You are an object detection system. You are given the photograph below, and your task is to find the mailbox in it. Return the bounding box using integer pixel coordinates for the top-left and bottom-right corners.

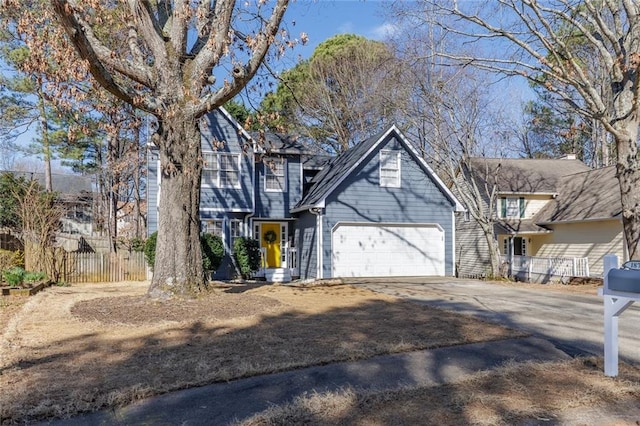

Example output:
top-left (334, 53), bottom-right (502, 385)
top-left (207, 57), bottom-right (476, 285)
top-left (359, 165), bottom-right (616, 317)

top-left (607, 261), bottom-right (640, 293)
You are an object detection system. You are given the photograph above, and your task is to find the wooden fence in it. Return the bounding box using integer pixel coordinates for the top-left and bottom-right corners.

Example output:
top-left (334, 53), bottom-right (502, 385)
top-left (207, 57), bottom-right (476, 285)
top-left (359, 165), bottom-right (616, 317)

top-left (61, 251), bottom-right (148, 283)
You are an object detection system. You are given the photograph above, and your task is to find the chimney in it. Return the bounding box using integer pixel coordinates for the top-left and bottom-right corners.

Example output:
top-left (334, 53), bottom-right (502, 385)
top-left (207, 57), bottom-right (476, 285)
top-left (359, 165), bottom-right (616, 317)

top-left (561, 153), bottom-right (576, 160)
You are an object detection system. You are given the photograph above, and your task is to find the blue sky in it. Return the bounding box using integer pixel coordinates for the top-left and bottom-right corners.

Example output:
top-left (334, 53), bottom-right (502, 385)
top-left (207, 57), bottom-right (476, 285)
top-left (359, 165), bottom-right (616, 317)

top-left (287, 0), bottom-right (394, 55)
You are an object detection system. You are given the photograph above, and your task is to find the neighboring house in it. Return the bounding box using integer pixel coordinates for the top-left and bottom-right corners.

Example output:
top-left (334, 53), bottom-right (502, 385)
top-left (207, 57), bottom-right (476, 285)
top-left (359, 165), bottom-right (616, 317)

top-left (0, 171), bottom-right (94, 249)
top-left (457, 157), bottom-right (624, 280)
top-left (147, 108), bottom-right (464, 281)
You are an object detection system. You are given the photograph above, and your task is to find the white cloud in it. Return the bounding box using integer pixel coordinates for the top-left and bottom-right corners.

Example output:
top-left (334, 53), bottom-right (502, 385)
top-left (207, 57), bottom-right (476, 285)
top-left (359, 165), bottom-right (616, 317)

top-left (338, 21), bottom-right (355, 33)
top-left (370, 22), bottom-right (399, 39)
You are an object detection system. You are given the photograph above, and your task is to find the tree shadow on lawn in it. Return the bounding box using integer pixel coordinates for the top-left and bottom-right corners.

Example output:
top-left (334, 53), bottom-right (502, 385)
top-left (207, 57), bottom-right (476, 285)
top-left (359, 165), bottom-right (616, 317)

top-left (238, 356), bottom-right (640, 426)
top-left (6, 285), bottom-right (635, 426)
top-left (0, 288), bottom-right (524, 424)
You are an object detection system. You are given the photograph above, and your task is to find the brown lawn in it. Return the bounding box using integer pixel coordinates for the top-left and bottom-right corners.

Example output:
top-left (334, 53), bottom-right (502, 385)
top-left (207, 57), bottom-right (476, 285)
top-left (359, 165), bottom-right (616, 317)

top-left (0, 280), bottom-right (521, 424)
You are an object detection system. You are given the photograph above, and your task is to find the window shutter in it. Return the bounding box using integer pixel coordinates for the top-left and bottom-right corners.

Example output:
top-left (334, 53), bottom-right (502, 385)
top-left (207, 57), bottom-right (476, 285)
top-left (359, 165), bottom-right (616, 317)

top-left (519, 197), bottom-right (525, 218)
top-left (501, 197), bottom-right (506, 218)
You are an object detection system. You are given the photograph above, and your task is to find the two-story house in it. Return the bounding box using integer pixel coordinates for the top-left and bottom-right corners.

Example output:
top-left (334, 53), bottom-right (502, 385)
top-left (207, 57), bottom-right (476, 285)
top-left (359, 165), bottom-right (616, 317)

top-left (457, 157), bottom-right (625, 280)
top-left (147, 108), bottom-right (464, 281)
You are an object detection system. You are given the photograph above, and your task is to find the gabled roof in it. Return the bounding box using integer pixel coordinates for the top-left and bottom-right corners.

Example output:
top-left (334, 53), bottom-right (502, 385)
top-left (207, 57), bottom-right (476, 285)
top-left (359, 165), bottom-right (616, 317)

top-left (535, 166), bottom-right (621, 223)
top-left (469, 157), bottom-right (591, 194)
top-left (3, 171), bottom-right (93, 195)
top-left (292, 125), bottom-right (464, 213)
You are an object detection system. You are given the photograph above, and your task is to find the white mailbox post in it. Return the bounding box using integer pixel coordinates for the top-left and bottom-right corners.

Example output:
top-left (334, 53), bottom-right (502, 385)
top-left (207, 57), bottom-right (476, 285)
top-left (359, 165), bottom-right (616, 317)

top-left (600, 254), bottom-right (640, 377)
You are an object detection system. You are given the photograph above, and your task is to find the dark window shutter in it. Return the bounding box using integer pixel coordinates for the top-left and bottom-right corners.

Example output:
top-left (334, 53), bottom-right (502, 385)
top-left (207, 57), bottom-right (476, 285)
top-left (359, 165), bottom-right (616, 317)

top-left (519, 197), bottom-right (525, 218)
top-left (501, 197), bottom-right (506, 218)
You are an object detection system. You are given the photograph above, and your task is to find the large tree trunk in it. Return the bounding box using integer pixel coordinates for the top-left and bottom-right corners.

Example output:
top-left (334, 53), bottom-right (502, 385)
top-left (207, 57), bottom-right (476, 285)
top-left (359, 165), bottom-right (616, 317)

top-left (148, 112), bottom-right (205, 298)
top-left (478, 219), bottom-right (502, 278)
top-left (615, 117), bottom-right (640, 260)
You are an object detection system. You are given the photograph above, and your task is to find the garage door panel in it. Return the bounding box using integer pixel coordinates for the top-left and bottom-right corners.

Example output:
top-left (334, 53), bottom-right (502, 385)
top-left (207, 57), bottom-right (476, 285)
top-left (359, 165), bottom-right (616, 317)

top-left (332, 224), bottom-right (444, 277)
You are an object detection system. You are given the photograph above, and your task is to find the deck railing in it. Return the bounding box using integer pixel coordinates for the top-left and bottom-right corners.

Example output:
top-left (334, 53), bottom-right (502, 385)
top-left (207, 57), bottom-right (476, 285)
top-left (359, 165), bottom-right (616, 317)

top-left (503, 255), bottom-right (590, 281)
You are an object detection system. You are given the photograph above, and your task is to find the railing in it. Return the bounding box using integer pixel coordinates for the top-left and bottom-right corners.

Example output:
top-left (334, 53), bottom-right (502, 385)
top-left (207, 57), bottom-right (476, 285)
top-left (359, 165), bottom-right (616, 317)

top-left (287, 247), bottom-right (298, 277)
top-left (255, 246), bottom-right (298, 278)
top-left (503, 254), bottom-right (590, 281)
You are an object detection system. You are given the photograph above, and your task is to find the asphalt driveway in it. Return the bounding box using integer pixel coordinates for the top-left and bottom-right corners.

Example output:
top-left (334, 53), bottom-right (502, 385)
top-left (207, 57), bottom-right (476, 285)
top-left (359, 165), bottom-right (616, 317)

top-left (349, 277), bottom-right (640, 365)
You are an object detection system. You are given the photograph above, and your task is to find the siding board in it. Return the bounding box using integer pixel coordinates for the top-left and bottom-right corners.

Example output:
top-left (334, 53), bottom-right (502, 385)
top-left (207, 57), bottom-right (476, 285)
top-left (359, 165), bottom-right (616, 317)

top-left (321, 136), bottom-right (455, 277)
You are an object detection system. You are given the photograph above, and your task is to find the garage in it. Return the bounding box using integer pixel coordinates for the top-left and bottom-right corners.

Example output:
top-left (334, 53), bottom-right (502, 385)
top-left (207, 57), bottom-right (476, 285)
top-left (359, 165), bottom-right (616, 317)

top-left (331, 223), bottom-right (445, 277)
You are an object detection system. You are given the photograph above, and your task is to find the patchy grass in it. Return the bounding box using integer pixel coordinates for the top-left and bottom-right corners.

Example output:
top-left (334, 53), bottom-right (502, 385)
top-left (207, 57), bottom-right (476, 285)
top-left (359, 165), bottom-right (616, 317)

top-left (0, 281), bottom-right (521, 424)
top-left (0, 295), bottom-right (29, 334)
top-left (237, 357), bottom-right (640, 426)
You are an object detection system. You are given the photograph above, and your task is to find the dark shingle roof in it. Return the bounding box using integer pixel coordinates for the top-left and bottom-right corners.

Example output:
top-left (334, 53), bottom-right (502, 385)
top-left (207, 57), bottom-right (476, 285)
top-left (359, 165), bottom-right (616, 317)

top-left (252, 131), bottom-right (307, 155)
top-left (535, 166), bottom-right (621, 223)
top-left (496, 219), bottom-right (551, 234)
top-left (294, 125), bottom-right (463, 212)
top-left (469, 158), bottom-right (591, 194)
top-left (3, 171), bottom-right (93, 194)
top-left (293, 127), bottom-right (388, 211)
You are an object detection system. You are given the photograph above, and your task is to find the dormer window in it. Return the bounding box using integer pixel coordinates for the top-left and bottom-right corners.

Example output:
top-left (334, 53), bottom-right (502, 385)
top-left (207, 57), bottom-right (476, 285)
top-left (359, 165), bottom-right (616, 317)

top-left (265, 157), bottom-right (286, 192)
top-left (380, 150), bottom-right (401, 187)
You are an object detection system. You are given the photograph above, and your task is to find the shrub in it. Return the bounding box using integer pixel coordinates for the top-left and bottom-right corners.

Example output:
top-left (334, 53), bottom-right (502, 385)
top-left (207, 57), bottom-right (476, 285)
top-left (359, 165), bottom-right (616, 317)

top-left (233, 237), bottom-right (261, 279)
top-left (0, 249), bottom-right (24, 272)
top-left (143, 232), bottom-right (158, 269)
top-left (3, 267), bottom-right (25, 287)
top-left (144, 231), bottom-right (224, 273)
top-left (23, 271), bottom-right (47, 283)
top-left (130, 237), bottom-right (145, 252)
top-left (201, 233), bottom-right (224, 272)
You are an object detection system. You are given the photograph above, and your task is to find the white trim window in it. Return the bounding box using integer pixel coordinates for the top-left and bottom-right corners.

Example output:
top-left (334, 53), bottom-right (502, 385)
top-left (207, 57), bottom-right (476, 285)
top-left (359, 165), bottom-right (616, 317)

top-left (264, 157), bottom-right (286, 192)
top-left (379, 150), bottom-right (401, 187)
top-left (500, 197), bottom-right (525, 219)
top-left (203, 220), bottom-right (223, 237)
top-left (230, 219), bottom-right (242, 248)
top-left (202, 152), bottom-right (241, 188)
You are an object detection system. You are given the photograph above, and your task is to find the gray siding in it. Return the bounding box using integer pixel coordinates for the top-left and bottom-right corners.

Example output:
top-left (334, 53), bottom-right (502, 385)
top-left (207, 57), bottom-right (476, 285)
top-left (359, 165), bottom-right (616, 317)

top-left (147, 148), bottom-right (159, 234)
top-left (455, 213), bottom-right (492, 278)
top-left (320, 135), bottom-right (456, 277)
top-left (295, 211), bottom-right (318, 279)
top-left (199, 110), bottom-right (253, 213)
top-left (147, 110), bottom-right (254, 234)
top-left (255, 155), bottom-right (302, 218)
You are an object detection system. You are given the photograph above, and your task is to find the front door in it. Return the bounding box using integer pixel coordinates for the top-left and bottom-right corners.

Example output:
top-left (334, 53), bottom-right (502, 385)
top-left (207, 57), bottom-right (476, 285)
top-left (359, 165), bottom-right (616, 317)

top-left (261, 223), bottom-right (281, 268)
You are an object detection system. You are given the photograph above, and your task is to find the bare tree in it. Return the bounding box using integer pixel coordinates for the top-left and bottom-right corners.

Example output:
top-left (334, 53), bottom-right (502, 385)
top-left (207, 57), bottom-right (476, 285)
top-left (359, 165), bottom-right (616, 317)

top-left (396, 0), bottom-right (640, 258)
top-left (14, 180), bottom-right (65, 282)
top-left (41, 0), bottom-right (292, 297)
top-left (387, 24), bottom-right (506, 277)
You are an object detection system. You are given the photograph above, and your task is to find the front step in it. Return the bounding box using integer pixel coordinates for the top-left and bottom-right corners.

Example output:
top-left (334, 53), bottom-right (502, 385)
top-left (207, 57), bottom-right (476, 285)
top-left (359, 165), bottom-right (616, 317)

top-left (265, 268), bottom-right (292, 283)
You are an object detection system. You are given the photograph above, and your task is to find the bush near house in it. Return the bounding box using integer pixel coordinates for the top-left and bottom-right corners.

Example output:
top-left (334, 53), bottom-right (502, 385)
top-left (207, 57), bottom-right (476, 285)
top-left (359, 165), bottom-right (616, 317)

top-left (143, 232), bottom-right (158, 269)
top-left (200, 233), bottom-right (224, 274)
top-left (233, 237), bottom-right (261, 279)
top-left (143, 232), bottom-right (224, 276)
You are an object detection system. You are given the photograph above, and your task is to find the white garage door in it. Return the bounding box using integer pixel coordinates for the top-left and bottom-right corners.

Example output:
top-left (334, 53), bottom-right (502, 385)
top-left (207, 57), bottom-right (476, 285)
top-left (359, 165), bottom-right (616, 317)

top-left (331, 223), bottom-right (445, 277)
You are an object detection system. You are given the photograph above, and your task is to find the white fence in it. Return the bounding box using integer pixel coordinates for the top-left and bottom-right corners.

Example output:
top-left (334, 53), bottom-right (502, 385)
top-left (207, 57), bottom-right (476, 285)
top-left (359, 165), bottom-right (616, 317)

top-left (503, 255), bottom-right (590, 282)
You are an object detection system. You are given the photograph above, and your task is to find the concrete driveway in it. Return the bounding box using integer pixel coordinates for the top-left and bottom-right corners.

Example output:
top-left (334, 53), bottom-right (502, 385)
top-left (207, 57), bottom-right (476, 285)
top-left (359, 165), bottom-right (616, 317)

top-left (348, 277), bottom-right (640, 365)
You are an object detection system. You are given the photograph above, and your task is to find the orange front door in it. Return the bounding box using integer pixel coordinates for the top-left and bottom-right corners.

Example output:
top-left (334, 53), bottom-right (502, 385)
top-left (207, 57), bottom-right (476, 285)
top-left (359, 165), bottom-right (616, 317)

top-left (262, 223), bottom-right (281, 268)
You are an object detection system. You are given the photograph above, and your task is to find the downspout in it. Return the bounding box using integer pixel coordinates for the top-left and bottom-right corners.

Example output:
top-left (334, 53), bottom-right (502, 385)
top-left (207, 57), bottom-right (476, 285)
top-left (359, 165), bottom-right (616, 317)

top-left (310, 207), bottom-right (323, 279)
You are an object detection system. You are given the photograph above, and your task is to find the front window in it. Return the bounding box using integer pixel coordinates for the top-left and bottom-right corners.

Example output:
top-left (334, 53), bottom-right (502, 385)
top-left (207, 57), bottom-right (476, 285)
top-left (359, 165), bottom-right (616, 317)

top-left (202, 152), bottom-right (240, 188)
top-left (203, 220), bottom-right (223, 237)
top-left (380, 150), bottom-right (401, 187)
top-left (230, 220), bottom-right (242, 247)
top-left (264, 157), bottom-right (286, 192)
top-left (501, 197), bottom-right (525, 218)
